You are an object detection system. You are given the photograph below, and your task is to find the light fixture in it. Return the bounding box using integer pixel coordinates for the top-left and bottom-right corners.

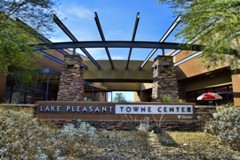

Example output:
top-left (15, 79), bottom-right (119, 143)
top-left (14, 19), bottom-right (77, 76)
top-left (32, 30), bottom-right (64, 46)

top-left (161, 62), bottom-right (171, 67)
top-left (67, 61), bottom-right (74, 67)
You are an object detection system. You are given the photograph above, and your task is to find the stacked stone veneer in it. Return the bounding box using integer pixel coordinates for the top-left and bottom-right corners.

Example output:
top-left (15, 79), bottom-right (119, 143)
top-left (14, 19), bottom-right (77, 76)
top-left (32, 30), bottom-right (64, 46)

top-left (152, 55), bottom-right (179, 102)
top-left (57, 55), bottom-right (84, 101)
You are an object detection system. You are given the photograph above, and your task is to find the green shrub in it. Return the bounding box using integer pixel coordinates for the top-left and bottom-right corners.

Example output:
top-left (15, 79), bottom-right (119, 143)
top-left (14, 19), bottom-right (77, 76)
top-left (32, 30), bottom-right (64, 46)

top-left (205, 106), bottom-right (240, 151)
top-left (178, 99), bottom-right (186, 103)
top-left (161, 94), bottom-right (172, 103)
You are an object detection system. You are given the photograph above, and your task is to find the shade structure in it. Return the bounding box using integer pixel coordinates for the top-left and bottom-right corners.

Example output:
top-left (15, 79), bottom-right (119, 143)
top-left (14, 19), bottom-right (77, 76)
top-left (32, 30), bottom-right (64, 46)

top-left (197, 92), bottom-right (223, 101)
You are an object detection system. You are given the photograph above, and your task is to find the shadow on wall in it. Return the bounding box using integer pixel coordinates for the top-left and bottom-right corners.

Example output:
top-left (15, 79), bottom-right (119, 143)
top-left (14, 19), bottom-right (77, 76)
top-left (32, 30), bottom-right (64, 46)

top-left (175, 66), bottom-right (188, 81)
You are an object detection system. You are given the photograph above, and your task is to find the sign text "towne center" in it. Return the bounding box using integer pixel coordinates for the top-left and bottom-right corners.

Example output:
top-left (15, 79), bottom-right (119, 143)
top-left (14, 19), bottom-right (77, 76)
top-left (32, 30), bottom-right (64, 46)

top-left (115, 105), bottom-right (193, 114)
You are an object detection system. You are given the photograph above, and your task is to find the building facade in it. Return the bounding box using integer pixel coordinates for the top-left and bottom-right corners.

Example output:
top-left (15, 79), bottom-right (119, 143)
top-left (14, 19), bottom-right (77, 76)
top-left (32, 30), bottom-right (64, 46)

top-left (0, 46), bottom-right (239, 105)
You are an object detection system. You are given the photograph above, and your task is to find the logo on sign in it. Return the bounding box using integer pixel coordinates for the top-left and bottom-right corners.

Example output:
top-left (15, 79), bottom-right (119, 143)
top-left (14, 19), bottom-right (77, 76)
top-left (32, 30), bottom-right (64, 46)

top-left (177, 115), bottom-right (193, 119)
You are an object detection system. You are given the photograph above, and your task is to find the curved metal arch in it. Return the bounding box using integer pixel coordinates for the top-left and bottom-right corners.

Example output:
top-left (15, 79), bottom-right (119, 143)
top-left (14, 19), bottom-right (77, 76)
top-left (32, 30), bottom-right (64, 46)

top-left (35, 41), bottom-right (203, 51)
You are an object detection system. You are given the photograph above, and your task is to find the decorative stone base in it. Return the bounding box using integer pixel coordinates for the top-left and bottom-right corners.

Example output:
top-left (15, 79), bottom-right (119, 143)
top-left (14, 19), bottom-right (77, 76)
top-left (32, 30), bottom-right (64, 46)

top-left (152, 55), bottom-right (179, 102)
top-left (57, 55), bottom-right (84, 101)
top-left (49, 120), bottom-right (203, 131)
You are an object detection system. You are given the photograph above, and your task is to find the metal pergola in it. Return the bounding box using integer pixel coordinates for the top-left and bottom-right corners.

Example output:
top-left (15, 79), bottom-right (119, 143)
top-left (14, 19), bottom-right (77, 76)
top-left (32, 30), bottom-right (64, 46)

top-left (35, 12), bottom-right (204, 70)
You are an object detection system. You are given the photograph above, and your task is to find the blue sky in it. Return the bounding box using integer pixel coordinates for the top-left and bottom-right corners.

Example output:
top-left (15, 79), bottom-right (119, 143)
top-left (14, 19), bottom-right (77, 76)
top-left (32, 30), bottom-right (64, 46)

top-left (49, 0), bottom-right (180, 101)
top-left (50, 0), bottom-right (181, 60)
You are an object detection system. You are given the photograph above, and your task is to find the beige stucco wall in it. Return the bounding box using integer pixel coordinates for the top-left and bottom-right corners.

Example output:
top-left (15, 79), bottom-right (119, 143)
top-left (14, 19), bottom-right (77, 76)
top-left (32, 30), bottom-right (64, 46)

top-left (133, 92), bottom-right (141, 102)
top-left (232, 72), bottom-right (240, 106)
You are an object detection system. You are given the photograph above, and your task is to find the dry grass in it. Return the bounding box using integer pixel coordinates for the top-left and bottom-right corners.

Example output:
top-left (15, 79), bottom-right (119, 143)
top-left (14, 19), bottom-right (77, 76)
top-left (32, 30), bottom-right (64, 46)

top-left (148, 131), bottom-right (240, 159)
top-left (0, 105), bottom-right (34, 114)
top-left (85, 131), bottom-right (240, 159)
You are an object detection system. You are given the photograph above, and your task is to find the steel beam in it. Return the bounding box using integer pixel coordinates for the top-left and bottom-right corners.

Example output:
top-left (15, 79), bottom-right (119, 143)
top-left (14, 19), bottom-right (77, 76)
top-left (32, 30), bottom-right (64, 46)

top-left (45, 73), bottom-right (50, 100)
top-left (35, 41), bottom-right (203, 51)
top-left (174, 51), bottom-right (203, 66)
top-left (53, 14), bottom-right (101, 70)
top-left (36, 50), bottom-right (88, 70)
top-left (38, 68), bottom-right (61, 76)
top-left (126, 12), bottom-right (140, 70)
top-left (94, 12), bottom-right (114, 70)
top-left (16, 18), bottom-right (70, 56)
top-left (53, 14), bottom-right (78, 42)
top-left (38, 36), bottom-right (69, 56)
top-left (36, 50), bottom-right (64, 64)
top-left (36, 31), bottom-right (87, 69)
top-left (140, 15), bottom-right (181, 70)
top-left (170, 21), bottom-right (216, 56)
top-left (80, 63), bottom-right (88, 70)
top-left (169, 50), bottom-right (181, 56)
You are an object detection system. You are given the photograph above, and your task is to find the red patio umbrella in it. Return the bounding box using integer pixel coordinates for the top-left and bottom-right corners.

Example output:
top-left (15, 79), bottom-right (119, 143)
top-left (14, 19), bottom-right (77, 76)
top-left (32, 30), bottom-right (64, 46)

top-left (197, 92), bottom-right (222, 101)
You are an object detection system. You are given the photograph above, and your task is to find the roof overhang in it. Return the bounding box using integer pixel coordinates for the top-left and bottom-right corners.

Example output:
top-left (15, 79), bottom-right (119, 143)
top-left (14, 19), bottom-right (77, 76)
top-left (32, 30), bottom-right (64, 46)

top-left (83, 60), bottom-right (153, 83)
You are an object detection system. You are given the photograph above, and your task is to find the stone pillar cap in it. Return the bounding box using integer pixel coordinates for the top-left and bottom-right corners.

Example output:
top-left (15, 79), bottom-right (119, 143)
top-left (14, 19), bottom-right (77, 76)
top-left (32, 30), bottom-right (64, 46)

top-left (154, 55), bottom-right (172, 61)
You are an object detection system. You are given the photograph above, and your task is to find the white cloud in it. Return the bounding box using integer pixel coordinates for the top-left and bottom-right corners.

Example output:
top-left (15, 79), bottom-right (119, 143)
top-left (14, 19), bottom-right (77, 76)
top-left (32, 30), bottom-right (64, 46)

top-left (55, 6), bottom-right (94, 27)
top-left (50, 36), bottom-right (70, 43)
top-left (59, 6), bottom-right (93, 19)
top-left (71, 6), bottom-right (94, 19)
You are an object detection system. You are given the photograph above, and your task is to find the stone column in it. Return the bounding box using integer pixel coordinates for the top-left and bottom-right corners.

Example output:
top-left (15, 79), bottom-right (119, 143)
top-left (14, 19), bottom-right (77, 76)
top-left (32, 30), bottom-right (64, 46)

top-left (231, 69), bottom-right (240, 106)
top-left (152, 55), bottom-right (179, 102)
top-left (57, 55), bottom-right (84, 101)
